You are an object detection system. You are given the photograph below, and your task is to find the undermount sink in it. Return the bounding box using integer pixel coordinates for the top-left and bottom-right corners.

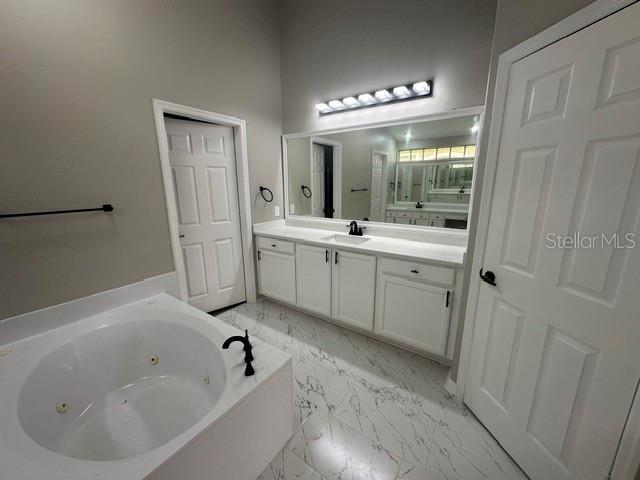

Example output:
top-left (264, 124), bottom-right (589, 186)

top-left (321, 234), bottom-right (370, 246)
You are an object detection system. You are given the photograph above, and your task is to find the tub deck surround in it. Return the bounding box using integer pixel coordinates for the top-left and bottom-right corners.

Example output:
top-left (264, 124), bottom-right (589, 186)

top-left (252, 221), bottom-right (466, 267)
top-left (0, 294), bottom-right (292, 480)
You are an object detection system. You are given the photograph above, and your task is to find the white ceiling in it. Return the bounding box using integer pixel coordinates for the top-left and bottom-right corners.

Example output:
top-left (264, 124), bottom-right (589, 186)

top-left (386, 115), bottom-right (478, 142)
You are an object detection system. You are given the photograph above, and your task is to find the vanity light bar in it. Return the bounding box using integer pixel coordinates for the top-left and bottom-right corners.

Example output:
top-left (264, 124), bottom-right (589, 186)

top-left (315, 80), bottom-right (433, 116)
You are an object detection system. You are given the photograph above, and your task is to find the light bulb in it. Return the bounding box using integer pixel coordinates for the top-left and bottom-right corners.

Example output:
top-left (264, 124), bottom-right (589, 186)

top-left (412, 81), bottom-right (431, 95)
top-left (315, 103), bottom-right (331, 113)
top-left (342, 96), bottom-right (360, 108)
top-left (374, 89), bottom-right (392, 102)
top-left (393, 86), bottom-right (410, 97)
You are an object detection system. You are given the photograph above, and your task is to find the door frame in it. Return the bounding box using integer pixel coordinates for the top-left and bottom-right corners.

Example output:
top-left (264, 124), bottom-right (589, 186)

top-left (370, 150), bottom-right (388, 221)
top-left (456, 0), bottom-right (639, 475)
top-left (152, 99), bottom-right (257, 305)
top-left (308, 137), bottom-right (343, 218)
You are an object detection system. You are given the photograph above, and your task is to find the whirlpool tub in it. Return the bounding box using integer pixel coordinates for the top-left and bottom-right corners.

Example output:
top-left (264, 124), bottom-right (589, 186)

top-left (0, 294), bottom-right (293, 480)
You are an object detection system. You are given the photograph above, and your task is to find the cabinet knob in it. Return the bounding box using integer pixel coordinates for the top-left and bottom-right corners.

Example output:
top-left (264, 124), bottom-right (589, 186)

top-left (271, 243), bottom-right (277, 248)
top-left (410, 269), bottom-right (419, 274)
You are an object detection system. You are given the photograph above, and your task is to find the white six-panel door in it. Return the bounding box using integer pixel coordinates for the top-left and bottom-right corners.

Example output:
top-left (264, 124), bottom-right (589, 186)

top-left (465, 4), bottom-right (640, 480)
top-left (165, 118), bottom-right (246, 312)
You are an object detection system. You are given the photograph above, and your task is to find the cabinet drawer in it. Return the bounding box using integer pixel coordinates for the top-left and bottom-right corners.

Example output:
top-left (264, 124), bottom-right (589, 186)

top-left (257, 236), bottom-right (295, 255)
top-left (379, 257), bottom-right (455, 286)
top-left (413, 212), bottom-right (430, 219)
top-left (396, 211), bottom-right (412, 218)
top-left (386, 211), bottom-right (396, 218)
top-left (430, 214), bottom-right (444, 220)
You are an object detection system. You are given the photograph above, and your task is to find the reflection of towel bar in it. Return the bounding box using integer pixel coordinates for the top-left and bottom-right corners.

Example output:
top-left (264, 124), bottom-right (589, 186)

top-left (350, 188), bottom-right (368, 192)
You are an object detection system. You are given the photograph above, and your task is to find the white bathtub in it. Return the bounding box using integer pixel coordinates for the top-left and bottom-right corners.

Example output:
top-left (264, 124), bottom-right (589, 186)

top-left (0, 294), bottom-right (293, 480)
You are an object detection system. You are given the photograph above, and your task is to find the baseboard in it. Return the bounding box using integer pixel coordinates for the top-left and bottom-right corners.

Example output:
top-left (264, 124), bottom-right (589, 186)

top-left (444, 375), bottom-right (457, 396)
top-left (0, 272), bottom-right (179, 347)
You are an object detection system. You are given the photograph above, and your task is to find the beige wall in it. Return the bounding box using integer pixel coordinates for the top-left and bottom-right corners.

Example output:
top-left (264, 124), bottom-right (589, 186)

top-left (451, 0), bottom-right (596, 380)
top-left (329, 129), bottom-right (397, 220)
top-left (0, 0), bottom-right (283, 319)
top-left (279, 0), bottom-right (497, 134)
top-left (286, 129), bottom-right (397, 220)
top-left (286, 137), bottom-right (312, 215)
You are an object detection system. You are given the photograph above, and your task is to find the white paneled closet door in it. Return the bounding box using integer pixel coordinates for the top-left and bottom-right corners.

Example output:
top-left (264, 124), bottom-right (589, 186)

top-left (465, 4), bottom-right (640, 480)
top-left (166, 118), bottom-right (246, 312)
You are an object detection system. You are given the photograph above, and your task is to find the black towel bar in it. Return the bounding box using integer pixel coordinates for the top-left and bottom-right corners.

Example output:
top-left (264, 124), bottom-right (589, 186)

top-left (0, 204), bottom-right (114, 219)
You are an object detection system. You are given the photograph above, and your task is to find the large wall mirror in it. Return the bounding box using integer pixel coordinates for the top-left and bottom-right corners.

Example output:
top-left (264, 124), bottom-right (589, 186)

top-left (284, 114), bottom-right (479, 230)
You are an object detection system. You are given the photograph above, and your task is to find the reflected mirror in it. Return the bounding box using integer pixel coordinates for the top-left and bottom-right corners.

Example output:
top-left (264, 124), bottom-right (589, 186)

top-left (284, 114), bottom-right (478, 229)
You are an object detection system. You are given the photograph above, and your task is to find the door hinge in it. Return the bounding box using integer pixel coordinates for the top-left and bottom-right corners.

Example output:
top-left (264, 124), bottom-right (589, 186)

top-left (325, 249), bottom-right (329, 263)
top-left (258, 251), bottom-right (261, 261)
top-left (335, 251), bottom-right (339, 265)
top-left (446, 290), bottom-right (451, 308)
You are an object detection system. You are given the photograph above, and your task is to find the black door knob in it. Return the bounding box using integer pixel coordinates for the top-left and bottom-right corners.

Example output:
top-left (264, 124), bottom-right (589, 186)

top-left (479, 268), bottom-right (497, 286)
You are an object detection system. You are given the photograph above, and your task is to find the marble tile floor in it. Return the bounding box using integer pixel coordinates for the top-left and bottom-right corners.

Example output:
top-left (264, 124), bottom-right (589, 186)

top-left (214, 300), bottom-right (527, 480)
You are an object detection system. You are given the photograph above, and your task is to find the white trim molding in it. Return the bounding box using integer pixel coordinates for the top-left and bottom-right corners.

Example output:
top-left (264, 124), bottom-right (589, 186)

top-left (152, 99), bottom-right (257, 306)
top-left (310, 136), bottom-right (343, 218)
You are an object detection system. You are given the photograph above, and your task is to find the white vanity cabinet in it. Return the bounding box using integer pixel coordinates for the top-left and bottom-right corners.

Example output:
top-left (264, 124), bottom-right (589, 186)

top-left (332, 249), bottom-right (376, 330)
top-left (257, 238), bottom-right (296, 304)
top-left (296, 244), bottom-right (332, 316)
top-left (375, 258), bottom-right (454, 356)
top-left (254, 233), bottom-right (461, 360)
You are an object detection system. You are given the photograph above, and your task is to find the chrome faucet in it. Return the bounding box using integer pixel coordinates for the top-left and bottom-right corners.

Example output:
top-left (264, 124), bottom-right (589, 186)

top-left (222, 329), bottom-right (255, 376)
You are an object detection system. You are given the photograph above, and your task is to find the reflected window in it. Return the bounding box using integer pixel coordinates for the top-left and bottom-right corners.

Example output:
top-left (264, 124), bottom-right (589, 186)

top-left (464, 145), bottom-right (476, 157)
top-left (423, 148), bottom-right (437, 160)
top-left (450, 146), bottom-right (465, 158)
top-left (436, 147), bottom-right (451, 159)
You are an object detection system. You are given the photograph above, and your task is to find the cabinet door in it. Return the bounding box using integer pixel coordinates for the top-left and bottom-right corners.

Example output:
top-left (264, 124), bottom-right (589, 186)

top-left (375, 274), bottom-right (451, 356)
top-left (257, 249), bottom-right (296, 304)
top-left (296, 244), bottom-right (331, 316)
top-left (331, 250), bottom-right (376, 330)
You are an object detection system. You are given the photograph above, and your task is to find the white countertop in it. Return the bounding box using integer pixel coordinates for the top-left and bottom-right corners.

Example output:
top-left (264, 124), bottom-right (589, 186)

top-left (253, 223), bottom-right (466, 267)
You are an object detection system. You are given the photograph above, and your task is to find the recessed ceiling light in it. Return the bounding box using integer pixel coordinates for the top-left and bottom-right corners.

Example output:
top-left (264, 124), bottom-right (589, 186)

top-left (393, 86), bottom-right (410, 97)
top-left (471, 124), bottom-right (479, 133)
top-left (315, 103), bottom-right (331, 113)
top-left (342, 96), bottom-right (360, 108)
top-left (374, 89), bottom-right (393, 102)
top-left (412, 81), bottom-right (431, 95)
top-left (328, 99), bottom-right (344, 110)
top-left (358, 93), bottom-right (375, 104)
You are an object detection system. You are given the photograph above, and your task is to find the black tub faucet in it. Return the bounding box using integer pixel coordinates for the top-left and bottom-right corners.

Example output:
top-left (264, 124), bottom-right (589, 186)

top-left (222, 329), bottom-right (255, 376)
